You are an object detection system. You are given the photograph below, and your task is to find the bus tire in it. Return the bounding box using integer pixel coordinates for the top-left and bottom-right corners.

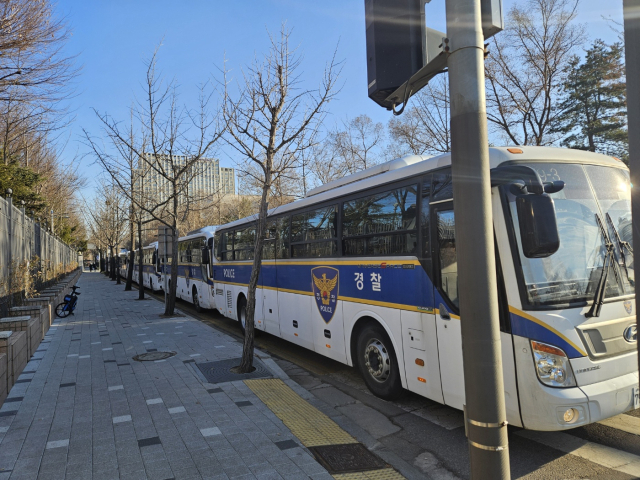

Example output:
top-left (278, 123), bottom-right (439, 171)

top-left (238, 296), bottom-right (247, 336)
top-left (356, 323), bottom-right (403, 400)
top-left (193, 287), bottom-right (202, 313)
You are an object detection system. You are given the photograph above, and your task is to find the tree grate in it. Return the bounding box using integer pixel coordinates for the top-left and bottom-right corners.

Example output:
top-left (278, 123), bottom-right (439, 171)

top-left (308, 443), bottom-right (388, 474)
top-left (195, 357), bottom-right (272, 384)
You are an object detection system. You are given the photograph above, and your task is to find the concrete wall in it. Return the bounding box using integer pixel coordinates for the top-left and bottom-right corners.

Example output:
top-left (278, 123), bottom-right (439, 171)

top-left (0, 195), bottom-right (77, 315)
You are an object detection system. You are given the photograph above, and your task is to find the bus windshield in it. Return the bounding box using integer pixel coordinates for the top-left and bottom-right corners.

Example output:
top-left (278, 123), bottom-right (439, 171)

top-left (507, 162), bottom-right (633, 308)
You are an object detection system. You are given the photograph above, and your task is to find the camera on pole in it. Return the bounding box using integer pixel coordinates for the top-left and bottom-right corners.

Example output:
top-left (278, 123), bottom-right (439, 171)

top-left (365, 0), bottom-right (503, 113)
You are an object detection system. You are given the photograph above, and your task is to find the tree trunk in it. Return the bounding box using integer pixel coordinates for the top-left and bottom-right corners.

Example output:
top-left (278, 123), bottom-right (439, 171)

top-left (110, 255), bottom-right (116, 280)
top-left (164, 226), bottom-right (179, 316)
top-left (138, 219), bottom-right (144, 300)
top-left (125, 220), bottom-right (134, 290)
top-left (238, 168), bottom-right (272, 373)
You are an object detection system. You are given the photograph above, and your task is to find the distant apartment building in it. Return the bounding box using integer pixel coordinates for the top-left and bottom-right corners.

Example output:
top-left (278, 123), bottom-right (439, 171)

top-left (138, 153), bottom-right (235, 205)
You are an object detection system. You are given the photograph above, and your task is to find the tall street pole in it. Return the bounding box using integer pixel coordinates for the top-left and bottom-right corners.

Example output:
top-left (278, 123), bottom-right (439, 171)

top-left (623, 0), bottom-right (640, 376)
top-left (445, 0), bottom-right (510, 477)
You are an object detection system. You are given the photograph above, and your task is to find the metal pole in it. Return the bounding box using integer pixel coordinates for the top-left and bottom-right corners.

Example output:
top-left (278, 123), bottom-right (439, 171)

top-left (51, 209), bottom-right (54, 236)
top-left (623, 0), bottom-right (640, 377)
top-left (163, 228), bottom-right (168, 308)
top-left (446, 0), bottom-right (510, 477)
top-left (7, 191), bottom-right (12, 288)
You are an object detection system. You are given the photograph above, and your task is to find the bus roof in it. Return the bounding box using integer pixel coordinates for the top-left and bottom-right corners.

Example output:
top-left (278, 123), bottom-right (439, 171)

top-left (217, 146), bottom-right (626, 231)
top-left (178, 226), bottom-right (217, 243)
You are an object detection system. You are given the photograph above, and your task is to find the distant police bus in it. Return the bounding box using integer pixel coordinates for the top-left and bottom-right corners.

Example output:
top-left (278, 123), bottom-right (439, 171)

top-left (162, 226), bottom-right (218, 312)
top-left (211, 146), bottom-right (637, 431)
top-left (139, 242), bottom-right (161, 291)
top-left (118, 227), bottom-right (218, 310)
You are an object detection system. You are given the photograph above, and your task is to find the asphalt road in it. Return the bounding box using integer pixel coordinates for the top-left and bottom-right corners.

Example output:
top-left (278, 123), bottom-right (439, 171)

top-left (141, 286), bottom-right (640, 479)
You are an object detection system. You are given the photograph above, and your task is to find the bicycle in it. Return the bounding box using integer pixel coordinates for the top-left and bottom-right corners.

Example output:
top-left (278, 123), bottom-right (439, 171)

top-left (55, 285), bottom-right (81, 318)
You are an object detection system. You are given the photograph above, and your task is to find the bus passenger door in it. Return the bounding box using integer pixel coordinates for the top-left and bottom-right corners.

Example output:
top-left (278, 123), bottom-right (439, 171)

top-left (432, 204), bottom-right (465, 409)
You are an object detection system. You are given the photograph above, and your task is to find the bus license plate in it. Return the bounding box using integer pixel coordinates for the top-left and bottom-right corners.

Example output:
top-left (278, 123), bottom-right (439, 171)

top-left (633, 387), bottom-right (640, 409)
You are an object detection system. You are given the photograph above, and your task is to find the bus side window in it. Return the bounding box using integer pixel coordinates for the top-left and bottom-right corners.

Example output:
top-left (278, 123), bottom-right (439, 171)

top-left (221, 232), bottom-right (234, 261)
top-left (420, 175), bottom-right (432, 274)
top-left (277, 217), bottom-right (290, 259)
top-left (235, 228), bottom-right (255, 260)
top-left (436, 210), bottom-right (458, 309)
top-left (432, 170), bottom-right (453, 202)
top-left (263, 220), bottom-right (277, 260)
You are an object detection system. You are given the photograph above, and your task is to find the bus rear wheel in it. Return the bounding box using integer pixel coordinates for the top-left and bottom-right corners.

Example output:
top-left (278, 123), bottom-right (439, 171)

top-left (238, 296), bottom-right (247, 336)
top-left (193, 288), bottom-right (202, 313)
top-left (356, 323), bottom-right (403, 400)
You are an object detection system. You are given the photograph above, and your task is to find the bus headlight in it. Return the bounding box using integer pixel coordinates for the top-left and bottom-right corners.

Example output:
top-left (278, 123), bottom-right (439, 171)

top-left (531, 340), bottom-right (576, 388)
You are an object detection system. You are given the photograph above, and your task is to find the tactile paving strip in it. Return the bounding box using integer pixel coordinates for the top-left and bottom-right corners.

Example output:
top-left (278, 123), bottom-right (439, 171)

top-left (196, 357), bottom-right (272, 383)
top-left (245, 378), bottom-right (357, 447)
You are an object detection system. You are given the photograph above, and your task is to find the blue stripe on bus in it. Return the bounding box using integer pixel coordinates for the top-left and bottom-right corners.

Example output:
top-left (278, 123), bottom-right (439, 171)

top-left (214, 261), bottom-right (436, 313)
top-left (158, 264), bottom-right (214, 286)
top-left (509, 311), bottom-right (586, 358)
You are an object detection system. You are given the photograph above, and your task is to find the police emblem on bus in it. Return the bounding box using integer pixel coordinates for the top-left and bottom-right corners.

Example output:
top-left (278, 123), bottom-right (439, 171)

top-left (312, 267), bottom-right (339, 323)
top-left (624, 300), bottom-right (633, 315)
top-left (623, 324), bottom-right (637, 343)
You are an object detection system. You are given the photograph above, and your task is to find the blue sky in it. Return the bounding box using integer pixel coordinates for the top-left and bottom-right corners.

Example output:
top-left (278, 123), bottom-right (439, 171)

top-left (56, 0), bottom-right (623, 195)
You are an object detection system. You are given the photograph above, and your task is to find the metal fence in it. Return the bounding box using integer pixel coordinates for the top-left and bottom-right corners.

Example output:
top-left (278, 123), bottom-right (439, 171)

top-left (0, 194), bottom-right (78, 316)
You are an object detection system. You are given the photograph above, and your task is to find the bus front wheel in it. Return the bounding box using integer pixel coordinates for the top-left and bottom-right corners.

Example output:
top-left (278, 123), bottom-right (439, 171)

top-left (356, 324), bottom-right (403, 400)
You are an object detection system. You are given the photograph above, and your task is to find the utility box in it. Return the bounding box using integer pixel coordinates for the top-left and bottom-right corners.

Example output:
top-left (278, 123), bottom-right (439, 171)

top-left (365, 0), bottom-right (423, 108)
top-left (158, 227), bottom-right (175, 257)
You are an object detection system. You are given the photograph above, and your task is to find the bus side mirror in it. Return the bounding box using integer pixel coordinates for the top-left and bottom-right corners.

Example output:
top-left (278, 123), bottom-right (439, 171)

top-left (201, 247), bottom-right (210, 265)
top-left (152, 251), bottom-right (157, 265)
top-left (516, 194), bottom-right (560, 258)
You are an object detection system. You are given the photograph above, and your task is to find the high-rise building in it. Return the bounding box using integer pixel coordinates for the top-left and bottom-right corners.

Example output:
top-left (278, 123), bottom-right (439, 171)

top-left (137, 153), bottom-right (235, 206)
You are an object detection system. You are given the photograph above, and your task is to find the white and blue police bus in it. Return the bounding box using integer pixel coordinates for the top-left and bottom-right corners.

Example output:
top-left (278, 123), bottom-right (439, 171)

top-left (212, 146), bottom-right (637, 431)
top-left (118, 251), bottom-right (129, 278)
top-left (132, 242), bottom-right (162, 291)
top-left (164, 226), bottom-right (218, 311)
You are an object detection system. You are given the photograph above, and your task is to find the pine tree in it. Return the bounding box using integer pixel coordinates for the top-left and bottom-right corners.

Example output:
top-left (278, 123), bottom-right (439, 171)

top-left (554, 40), bottom-right (628, 161)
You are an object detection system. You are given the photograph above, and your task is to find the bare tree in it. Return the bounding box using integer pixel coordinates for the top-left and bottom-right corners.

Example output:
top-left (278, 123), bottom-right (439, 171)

top-left (485, 0), bottom-right (585, 146)
top-left (0, 0), bottom-right (78, 168)
top-left (0, 0), bottom-right (77, 100)
top-left (81, 180), bottom-right (128, 279)
top-left (223, 25), bottom-right (340, 372)
top-left (85, 48), bottom-right (225, 315)
top-left (307, 141), bottom-right (346, 186)
top-left (328, 114), bottom-right (385, 174)
top-left (388, 75), bottom-right (451, 156)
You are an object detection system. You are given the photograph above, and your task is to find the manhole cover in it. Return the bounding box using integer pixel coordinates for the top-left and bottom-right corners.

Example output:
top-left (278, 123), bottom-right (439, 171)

top-left (195, 357), bottom-right (272, 383)
top-left (308, 443), bottom-right (388, 474)
top-left (132, 351), bottom-right (176, 362)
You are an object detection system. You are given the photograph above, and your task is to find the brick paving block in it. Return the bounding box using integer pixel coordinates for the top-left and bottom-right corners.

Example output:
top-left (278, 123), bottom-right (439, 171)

top-left (0, 274), bottom-right (341, 480)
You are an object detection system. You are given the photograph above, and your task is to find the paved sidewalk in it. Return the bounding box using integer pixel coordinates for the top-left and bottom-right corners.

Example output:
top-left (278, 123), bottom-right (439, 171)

top-left (0, 273), bottom-right (344, 480)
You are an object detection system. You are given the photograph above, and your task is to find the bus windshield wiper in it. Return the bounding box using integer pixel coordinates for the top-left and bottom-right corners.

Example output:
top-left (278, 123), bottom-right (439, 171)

top-left (606, 213), bottom-right (634, 287)
top-left (586, 214), bottom-right (616, 318)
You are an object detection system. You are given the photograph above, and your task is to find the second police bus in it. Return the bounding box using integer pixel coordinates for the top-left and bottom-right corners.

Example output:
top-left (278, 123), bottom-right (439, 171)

top-left (168, 226), bottom-right (218, 312)
top-left (210, 146), bottom-right (636, 431)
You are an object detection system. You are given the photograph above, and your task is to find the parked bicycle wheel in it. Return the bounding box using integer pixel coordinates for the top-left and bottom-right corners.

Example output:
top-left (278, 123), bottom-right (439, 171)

top-left (55, 302), bottom-right (70, 318)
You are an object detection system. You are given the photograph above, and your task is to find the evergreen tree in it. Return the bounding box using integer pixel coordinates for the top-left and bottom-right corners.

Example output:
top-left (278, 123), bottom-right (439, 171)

top-left (554, 40), bottom-right (628, 160)
top-left (0, 159), bottom-right (46, 211)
